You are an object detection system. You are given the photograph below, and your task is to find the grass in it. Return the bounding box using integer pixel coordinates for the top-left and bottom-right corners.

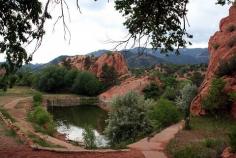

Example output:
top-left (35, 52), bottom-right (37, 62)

top-left (28, 133), bottom-right (63, 148)
top-left (166, 115), bottom-right (236, 158)
top-left (0, 106), bottom-right (16, 122)
top-left (0, 86), bottom-right (39, 97)
top-left (4, 128), bottom-right (17, 137)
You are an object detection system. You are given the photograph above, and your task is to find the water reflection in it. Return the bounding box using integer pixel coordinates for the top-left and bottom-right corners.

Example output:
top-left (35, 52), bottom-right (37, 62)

top-left (47, 105), bottom-right (109, 147)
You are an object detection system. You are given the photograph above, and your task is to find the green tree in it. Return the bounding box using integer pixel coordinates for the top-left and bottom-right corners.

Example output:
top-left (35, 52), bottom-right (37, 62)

top-left (34, 66), bottom-right (67, 92)
top-left (190, 72), bottom-right (204, 87)
top-left (82, 126), bottom-right (96, 149)
top-left (202, 78), bottom-right (228, 115)
top-left (105, 91), bottom-right (153, 146)
top-left (100, 64), bottom-right (118, 89)
top-left (176, 84), bottom-right (197, 129)
top-left (72, 71), bottom-right (101, 96)
top-left (143, 83), bottom-right (162, 100)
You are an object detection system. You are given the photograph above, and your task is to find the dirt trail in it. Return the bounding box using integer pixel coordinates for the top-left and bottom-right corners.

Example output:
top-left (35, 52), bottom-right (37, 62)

top-left (128, 121), bottom-right (185, 158)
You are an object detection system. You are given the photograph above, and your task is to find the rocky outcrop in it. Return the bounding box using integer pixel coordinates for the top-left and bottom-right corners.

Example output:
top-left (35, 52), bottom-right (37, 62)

top-left (64, 52), bottom-right (129, 78)
top-left (99, 76), bottom-right (151, 102)
top-left (191, 6), bottom-right (236, 115)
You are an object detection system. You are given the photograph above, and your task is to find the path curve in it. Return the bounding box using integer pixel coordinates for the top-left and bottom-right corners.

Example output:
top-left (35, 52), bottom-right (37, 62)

top-left (128, 121), bottom-right (185, 158)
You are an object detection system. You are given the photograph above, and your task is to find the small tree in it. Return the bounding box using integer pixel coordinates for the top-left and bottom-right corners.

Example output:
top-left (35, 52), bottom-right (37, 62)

top-left (100, 64), bottom-right (118, 89)
top-left (82, 126), bottom-right (96, 149)
top-left (202, 78), bottom-right (227, 115)
top-left (105, 91), bottom-right (153, 146)
top-left (176, 84), bottom-right (197, 130)
top-left (142, 83), bottom-right (162, 100)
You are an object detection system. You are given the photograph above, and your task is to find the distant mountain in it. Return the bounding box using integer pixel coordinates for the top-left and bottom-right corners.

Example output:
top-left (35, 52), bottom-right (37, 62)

top-left (24, 48), bottom-right (209, 70)
top-left (88, 48), bottom-right (209, 68)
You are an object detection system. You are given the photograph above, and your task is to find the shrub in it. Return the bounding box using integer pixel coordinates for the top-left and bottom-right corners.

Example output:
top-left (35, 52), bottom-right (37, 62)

top-left (82, 126), bottom-right (96, 149)
top-left (64, 69), bottom-right (80, 89)
top-left (202, 78), bottom-right (227, 115)
top-left (100, 64), bottom-right (118, 89)
top-left (173, 145), bottom-right (217, 158)
top-left (229, 92), bottom-right (236, 102)
top-left (28, 106), bottom-right (56, 136)
top-left (72, 71), bottom-right (101, 96)
top-left (105, 92), bottom-right (153, 146)
top-left (149, 98), bottom-right (180, 128)
top-left (34, 66), bottom-right (67, 92)
top-left (33, 92), bottom-right (43, 104)
top-left (217, 55), bottom-right (236, 77)
top-left (176, 84), bottom-right (197, 129)
top-left (190, 72), bottom-right (204, 87)
top-left (142, 83), bottom-right (162, 100)
top-left (228, 36), bottom-right (236, 48)
top-left (229, 127), bottom-right (236, 152)
top-left (162, 87), bottom-right (178, 101)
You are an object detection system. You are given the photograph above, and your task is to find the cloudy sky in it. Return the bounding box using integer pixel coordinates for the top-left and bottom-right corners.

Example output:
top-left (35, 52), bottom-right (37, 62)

top-left (0, 0), bottom-right (231, 64)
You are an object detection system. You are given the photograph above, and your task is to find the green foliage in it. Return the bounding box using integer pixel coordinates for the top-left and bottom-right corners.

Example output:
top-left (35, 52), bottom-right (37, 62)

top-left (217, 55), bottom-right (236, 77)
top-left (142, 83), bottom-right (162, 100)
top-left (28, 106), bottom-right (56, 136)
top-left (176, 84), bottom-right (197, 129)
top-left (114, 0), bottom-right (192, 53)
top-left (0, 0), bottom-right (51, 73)
top-left (149, 98), bottom-right (180, 128)
top-left (100, 64), bottom-right (118, 89)
top-left (64, 69), bottom-right (80, 89)
top-left (163, 76), bottom-right (178, 88)
top-left (33, 92), bottom-right (43, 104)
top-left (229, 92), bottom-right (236, 102)
top-left (105, 91), bottom-right (153, 146)
top-left (82, 126), bottom-right (96, 149)
top-left (202, 78), bottom-right (227, 114)
top-left (190, 72), bottom-right (204, 87)
top-left (130, 68), bottom-right (145, 77)
top-left (229, 127), bottom-right (236, 152)
top-left (35, 66), bottom-right (67, 92)
top-left (162, 87), bottom-right (178, 101)
top-left (72, 71), bottom-right (101, 96)
top-left (16, 68), bottom-right (35, 87)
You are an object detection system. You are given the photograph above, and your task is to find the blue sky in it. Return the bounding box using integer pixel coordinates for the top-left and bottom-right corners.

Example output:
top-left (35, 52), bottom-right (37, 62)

top-left (0, 0), bottom-right (231, 63)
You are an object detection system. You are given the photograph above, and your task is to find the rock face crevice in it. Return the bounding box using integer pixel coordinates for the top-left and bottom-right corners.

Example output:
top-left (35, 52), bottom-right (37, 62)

top-left (64, 52), bottom-right (129, 78)
top-left (191, 6), bottom-right (236, 116)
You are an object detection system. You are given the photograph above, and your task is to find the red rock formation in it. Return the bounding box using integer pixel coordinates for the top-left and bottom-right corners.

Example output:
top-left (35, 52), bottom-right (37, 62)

top-left (64, 52), bottom-right (129, 78)
top-left (191, 6), bottom-right (236, 115)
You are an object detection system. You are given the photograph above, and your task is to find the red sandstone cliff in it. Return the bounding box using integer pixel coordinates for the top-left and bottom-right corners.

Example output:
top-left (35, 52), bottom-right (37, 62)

top-left (64, 52), bottom-right (129, 78)
top-left (191, 6), bottom-right (236, 116)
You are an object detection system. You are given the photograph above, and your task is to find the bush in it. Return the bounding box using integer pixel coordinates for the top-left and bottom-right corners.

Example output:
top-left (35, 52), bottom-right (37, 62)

top-left (173, 145), bottom-right (217, 158)
top-left (217, 55), bottom-right (236, 77)
top-left (202, 78), bottom-right (227, 115)
top-left (33, 92), bottom-right (43, 104)
top-left (34, 66), bottom-right (68, 92)
top-left (149, 98), bottom-right (180, 128)
top-left (212, 43), bottom-right (220, 50)
top-left (28, 106), bottom-right (56, 136)
top-left (64, 69), bottom-right (80, 89)
top-left (229, 127), bottom-right (236, 152)
top-left (190, 72), bottom-right (204, 87)
top-left (100, 64), bottom-right (118, 89)
top-left (162, 87), bottom-right (178, 101)
top-left (82, 126), bottom-right (96, 149)
top-left (142, 83), bottom-right (162, 100)
top-left (176, 84), bottom-right (197, 129)
top-left (72, 71), bottom-right (101, 96)
top-left (105, 92), bottom-right (153, 146)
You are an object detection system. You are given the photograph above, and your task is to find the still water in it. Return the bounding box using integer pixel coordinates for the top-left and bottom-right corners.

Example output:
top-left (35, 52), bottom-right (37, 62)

top-left (47, 105), bottom-right (109, 147)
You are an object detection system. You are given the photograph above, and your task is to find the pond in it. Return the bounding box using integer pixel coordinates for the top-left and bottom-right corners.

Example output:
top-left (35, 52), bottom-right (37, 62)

top-left (47, 105), bottom-right (109, 147)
